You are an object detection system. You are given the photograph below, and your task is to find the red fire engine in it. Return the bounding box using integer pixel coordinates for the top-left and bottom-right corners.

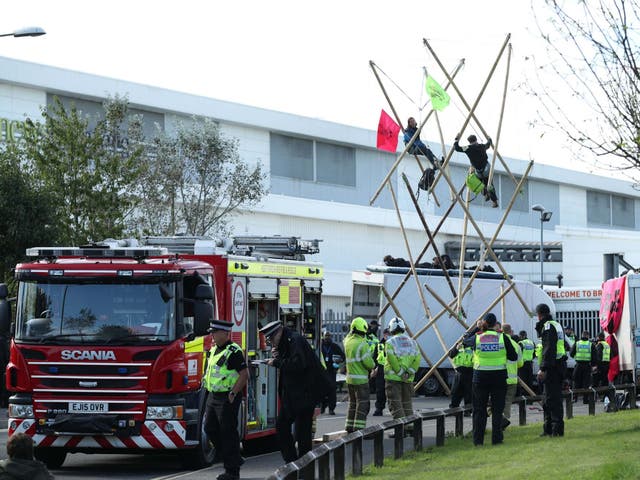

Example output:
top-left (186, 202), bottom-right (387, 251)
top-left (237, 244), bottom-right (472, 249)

top-left (1, 236), bottom-right (323, 468)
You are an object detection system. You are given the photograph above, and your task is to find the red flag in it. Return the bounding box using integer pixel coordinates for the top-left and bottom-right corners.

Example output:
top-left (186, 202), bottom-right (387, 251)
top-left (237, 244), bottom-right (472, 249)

top-left (376, 110), bottom-right (400, 152)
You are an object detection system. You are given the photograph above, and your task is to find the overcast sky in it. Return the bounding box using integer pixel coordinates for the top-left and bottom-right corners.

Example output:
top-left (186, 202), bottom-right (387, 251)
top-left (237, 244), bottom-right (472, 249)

top-left (3, 1), bottom-right (605, 175)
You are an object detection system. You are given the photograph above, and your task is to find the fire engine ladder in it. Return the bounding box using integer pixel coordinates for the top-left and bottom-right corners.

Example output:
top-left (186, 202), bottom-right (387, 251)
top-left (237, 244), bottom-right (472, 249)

top-left (231, 236), bottom-right (321, 260)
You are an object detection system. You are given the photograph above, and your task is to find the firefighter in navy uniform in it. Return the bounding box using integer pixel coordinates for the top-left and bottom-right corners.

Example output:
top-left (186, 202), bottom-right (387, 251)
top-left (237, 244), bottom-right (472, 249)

top-left (203, 320), bottom-right (249, 480)
top-left (535, 303), bottom-right (566, 437)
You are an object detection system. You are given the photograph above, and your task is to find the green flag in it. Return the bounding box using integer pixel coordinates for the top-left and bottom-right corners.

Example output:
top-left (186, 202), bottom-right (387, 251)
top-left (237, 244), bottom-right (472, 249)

top-left (425, 75), bottom-right (450, 111)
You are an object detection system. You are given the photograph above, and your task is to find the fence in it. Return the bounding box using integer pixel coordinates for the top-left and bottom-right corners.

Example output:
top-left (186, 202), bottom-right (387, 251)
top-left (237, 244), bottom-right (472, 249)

top-left (267, 384), bottom-right (636, 480)
top-left (322, 310), bottom-right (351, 344)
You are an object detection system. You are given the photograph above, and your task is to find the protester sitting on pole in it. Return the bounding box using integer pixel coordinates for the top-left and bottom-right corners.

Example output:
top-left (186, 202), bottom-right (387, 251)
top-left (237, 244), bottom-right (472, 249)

top-left (404, 117), bottom-right (439, 169)
top-left (454, 133), bottom-right (498, 208)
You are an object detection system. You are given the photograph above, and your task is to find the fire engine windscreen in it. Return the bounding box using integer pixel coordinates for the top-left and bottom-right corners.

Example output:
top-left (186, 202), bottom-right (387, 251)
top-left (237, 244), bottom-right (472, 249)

top-left (15, 281), bottom-right (177, 344)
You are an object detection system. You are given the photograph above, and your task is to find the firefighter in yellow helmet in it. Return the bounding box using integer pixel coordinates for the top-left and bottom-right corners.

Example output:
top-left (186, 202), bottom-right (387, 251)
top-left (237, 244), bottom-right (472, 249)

top-left (343, 317), bottom-right (375, 432)
top-left (384, 317), bottom-right (420, 429)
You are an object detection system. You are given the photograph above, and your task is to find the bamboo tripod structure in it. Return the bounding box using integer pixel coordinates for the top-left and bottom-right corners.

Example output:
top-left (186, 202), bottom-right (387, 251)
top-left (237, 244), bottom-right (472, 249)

top-left (368, 33), bottom-right (538, 395)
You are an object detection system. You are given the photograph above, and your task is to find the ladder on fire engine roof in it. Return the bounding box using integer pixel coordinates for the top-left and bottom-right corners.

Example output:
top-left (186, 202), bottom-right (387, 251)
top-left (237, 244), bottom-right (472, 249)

top-left (142, 235), bottom-right (321, 260)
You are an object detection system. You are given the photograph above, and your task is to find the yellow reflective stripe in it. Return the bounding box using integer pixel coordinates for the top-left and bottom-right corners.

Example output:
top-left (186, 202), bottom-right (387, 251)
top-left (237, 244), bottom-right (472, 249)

top-left (227, 259), bottom-right (323, 279)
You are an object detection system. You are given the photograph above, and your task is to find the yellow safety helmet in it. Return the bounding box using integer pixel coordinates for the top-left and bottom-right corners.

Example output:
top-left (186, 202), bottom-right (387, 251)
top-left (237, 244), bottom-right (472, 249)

top-left (351, 317), bottom-right (368, 334)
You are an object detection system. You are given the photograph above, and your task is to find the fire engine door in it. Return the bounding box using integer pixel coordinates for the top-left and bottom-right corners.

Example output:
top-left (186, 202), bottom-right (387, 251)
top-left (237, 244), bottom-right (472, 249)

top-left (246, 278), bottom-right (279, 432)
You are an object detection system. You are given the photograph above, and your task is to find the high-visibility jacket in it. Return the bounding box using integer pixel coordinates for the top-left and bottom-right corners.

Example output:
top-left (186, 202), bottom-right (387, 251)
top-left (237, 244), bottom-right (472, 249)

top-left (535, 342), bottom-right (543, 359)
top-left (598, 341), bottom-right (611, 362)
top-left (203, 342), bottom-right (242, 392)
top-left (376, 341), bottom-right (386, 365)
top-left (385, 333), bottom-right (420, 383)
top-left (366, 332), bottom-right (379, 356)
top-left (473, 330), bottom-right (507, 371)
top-left (506, 336), bottom-right (523, 385)
top-left (519, 338), bottom-right (535, 362)
top-left (344, 333), bottom-right (375, 385)
top-left (544, 320), bottom-right (566, 359)
top-left (453, 346), bottom-right (474, 368)
top-left (575, 340), bottom-right (592, 362)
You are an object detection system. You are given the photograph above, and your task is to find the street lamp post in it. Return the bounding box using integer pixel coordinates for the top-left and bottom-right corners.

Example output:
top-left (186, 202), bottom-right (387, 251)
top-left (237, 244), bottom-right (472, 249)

top-left (0, 27), bottom-right (46, 38)
top-left (532, 204), bottom-right (552, 288)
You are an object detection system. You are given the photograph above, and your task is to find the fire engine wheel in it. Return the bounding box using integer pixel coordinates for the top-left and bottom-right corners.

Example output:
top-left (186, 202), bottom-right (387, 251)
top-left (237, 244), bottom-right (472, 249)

top-left (180, 411), bottom-right (215, 469)
top-left (34, 447), bottom-right (67, 469)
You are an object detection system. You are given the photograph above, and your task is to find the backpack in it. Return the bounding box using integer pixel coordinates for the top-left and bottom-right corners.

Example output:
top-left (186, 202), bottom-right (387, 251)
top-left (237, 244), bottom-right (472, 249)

top-left (465, 172), bottom-right (484, 194)
top-left (418, 168), bottom-right (436, 191)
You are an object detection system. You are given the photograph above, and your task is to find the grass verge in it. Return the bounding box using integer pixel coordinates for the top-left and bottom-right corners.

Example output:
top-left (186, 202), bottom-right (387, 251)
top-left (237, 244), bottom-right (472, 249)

top-left (352, 409), bottom-right (640, 479)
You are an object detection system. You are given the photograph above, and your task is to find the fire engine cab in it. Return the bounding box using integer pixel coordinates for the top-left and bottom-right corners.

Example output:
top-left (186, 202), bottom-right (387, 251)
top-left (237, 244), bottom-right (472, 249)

top-left (1, 236), bottom-right (323, 468)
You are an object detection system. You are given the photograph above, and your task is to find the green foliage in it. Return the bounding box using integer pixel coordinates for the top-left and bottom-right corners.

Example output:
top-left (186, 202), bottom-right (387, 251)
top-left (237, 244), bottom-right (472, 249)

top-left (0, 141), bottom-right (59, 283)
top-left (354, 410), bottom-right (640, 480)
top-left (137, 118), bottom-right (268, 236)
top-left (21, 95), bottom-right (145, 245)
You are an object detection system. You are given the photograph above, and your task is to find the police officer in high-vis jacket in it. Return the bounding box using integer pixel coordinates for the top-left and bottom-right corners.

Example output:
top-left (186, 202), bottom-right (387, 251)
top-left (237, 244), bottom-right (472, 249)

top-left (448, 342), bottom-right (473, 412)
top-left (464, 313), bottom-right (517, 446)
top-left (203, 320), bottom-right (248, 480)
top-left (570, 330), bottom-right (595, 403)
top-left (535, 303), bottom-right (566, 437)
top-left (518, 330), bottom-right (535, 395)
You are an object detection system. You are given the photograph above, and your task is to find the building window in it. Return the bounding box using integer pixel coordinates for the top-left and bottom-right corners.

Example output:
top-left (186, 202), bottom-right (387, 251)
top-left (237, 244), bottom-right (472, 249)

top-left (270, 133), bottom-right (355, 187)
top-left (587, 190), bottom-right (635, 228)
top-left (499, 175), bottom-right (528, 212)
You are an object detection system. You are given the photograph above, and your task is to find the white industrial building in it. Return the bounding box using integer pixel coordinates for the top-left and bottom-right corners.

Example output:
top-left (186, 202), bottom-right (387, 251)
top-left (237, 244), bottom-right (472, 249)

top-left (1, 56), bottom-right (638, 319)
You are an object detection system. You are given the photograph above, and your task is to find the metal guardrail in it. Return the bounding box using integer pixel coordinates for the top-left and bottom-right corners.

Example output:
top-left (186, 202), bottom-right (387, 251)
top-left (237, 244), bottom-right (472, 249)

top-left (267, 384), bottom-right (636, 480)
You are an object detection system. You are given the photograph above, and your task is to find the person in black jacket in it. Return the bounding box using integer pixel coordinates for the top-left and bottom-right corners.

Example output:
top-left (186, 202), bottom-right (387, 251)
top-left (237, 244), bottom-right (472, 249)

top-left (0, 432), bottom-right (53, 480)
top-left (535, 303), bottom-right (566, 437)
top-left (463, 313), bottom-right (517, 446)
top-left (261, 321), bottom-right (327, 463)
top-left (320, 330), bottom-right (345, 415)
top-left (454, 133), bottom-right (498, 208)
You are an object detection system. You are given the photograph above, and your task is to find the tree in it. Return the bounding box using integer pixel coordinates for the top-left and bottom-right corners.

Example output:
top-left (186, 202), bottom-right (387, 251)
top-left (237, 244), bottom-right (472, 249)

top-left (21, 95), bottom-right (146, 244)
top-left (137, 118), bottom-right (268, 237)
top-left (530, 0), bottom-right (640, 181)
top-left (0, 142), bottom-right (60, 283)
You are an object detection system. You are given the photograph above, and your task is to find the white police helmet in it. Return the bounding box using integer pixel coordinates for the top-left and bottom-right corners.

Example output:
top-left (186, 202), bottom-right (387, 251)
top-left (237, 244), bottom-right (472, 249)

top-left (388, 317), bottom-right (406, 333)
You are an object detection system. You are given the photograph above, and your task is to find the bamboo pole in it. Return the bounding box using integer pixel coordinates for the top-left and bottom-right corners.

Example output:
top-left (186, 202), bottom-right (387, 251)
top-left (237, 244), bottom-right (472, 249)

top-left (414, 283), bottom-right (515, 391)
top-left (429, 159), bottom-right (534, 315)
top-left (488, 43), bottom-right (512, 189)
top-left (378, 185), bottom-right (466, 318)
top-left (456, 187), bottom-right (472, 316)
top-left (401, 173), bottom-right (458, 299)
top-left (382, 286), bottom-right (451, 395)
top-left (386, 179), bottom-right (449, 353)
top-left (422, 283), bottom-right (469, 329)
top-left (423, 35), bottom-right (517, 185)
top-left (423, 34), bottom-right (511, 193)
top-left (368, 61), bottom-right (464, 205)
top-left (369, 61), bottom-right (441, 207)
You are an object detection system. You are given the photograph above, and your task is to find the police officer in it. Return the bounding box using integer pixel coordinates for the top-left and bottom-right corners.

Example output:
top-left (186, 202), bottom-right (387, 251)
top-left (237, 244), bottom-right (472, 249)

top-left (203, 320), bottom-right (248, 480)
top-left (502, 324), bottom-right (523, 429)
top-left (384, 317), bottom-right (420, 426)
top-left (594, 331), bottom-right (612, 402)
top-left (260, 320), bottom-right (327, 463)
top-left (464, 313), bottom-right (517, 446)
top-left (535, 303), bottom-right (566, 437)
top-left (570, 330), bottom-right (595, 403)
top-left (448, 341), bottom-right (473, 414)
top-left (517, 330), bottom-right (535, 395)
top-left (343, 317), bottom-right (375, 432)
top-left (320, 329), bottom-right (345, 415)
top-left (372, 328), bottom-right (389, 416)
